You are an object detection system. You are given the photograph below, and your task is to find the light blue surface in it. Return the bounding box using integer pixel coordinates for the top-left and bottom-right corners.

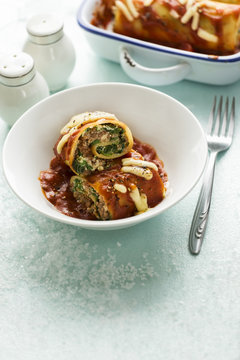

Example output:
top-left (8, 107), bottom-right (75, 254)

top-left (1, 2), bottom-right (240, 360)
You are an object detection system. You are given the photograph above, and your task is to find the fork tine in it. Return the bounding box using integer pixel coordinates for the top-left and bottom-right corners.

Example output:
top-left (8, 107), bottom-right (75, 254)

top-left (227, 97), bottom-right (235, 139)
top-left (220, 97), bottom-right (229, 136)
top-left (213, 96), bottom-right (223, 136)
top-left (207, 95), bottom-right (216, 134)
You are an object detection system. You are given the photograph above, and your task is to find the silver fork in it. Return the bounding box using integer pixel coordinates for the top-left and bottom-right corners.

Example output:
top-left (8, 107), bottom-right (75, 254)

top-left (189, 96), bottom-right (235, 255)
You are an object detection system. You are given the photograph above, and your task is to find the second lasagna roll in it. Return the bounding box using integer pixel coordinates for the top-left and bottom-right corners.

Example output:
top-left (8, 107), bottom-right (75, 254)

top-left (92, 0), bottom-right (240, 55)
top-left (69, 153), bottom-right (166, 220)
top-left (55, 111), bottom-right (133, 176)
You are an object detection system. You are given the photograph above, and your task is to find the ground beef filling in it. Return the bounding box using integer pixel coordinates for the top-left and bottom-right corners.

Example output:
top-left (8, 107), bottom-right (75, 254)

top-left (70, 176), bottom-right (111, 220)
top-left (72, 125), bottom-right (127, 175)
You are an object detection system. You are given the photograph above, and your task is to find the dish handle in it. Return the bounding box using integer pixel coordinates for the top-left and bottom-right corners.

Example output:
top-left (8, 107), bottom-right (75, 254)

top-left (120, 47), bottom-right (191, 86)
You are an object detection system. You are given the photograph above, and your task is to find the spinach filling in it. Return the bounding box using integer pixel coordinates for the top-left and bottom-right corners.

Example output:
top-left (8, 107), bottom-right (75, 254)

top-left (96, 141), bottom-right (127, 156)
top-left (90, 139), bottom-right (100, 146)
top-left (73, 157), bottom-right (93, 174)
top-left (72, 177), bottom-right (84, 193)
top-left (71, 178), bottom-right (103, 218)
top-left (90, 187), bottom-right (99, 202)
top-left (102, 124), bottom-right (124, 135)
top-left (72, 177), bottom-right (99, 203)
top-left (71, 177), bottom-right (111, 220)
top-left (96, 125), bottom-right (127, 156)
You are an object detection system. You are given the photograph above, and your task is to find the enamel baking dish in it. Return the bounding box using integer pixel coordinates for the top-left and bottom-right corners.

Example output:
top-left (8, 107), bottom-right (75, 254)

top-left (77, 0), bottom-right (240, 86)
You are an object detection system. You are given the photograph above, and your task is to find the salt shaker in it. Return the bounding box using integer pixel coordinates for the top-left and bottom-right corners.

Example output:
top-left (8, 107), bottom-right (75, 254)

top-left (23, 14), bottom-right (76, 92)
top-left (0, 52), bottom-right (49, 127)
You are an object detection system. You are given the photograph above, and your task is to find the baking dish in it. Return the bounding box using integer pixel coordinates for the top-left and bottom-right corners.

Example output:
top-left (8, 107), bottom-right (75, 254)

top-left (77, 0), bottom-right (240, 86)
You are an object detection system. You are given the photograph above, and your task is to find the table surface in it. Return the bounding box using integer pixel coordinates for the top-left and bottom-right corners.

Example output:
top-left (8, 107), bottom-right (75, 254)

top-left (1, 1), bottom-right (240, 359)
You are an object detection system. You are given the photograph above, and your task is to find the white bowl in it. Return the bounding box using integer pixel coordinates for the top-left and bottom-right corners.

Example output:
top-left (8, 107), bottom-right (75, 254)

top-left (2, 83), bottom-right (208, 230)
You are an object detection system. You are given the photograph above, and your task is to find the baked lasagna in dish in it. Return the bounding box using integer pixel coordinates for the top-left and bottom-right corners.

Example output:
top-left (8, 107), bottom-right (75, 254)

top-left (91, 0), bottom-right (240, 55)
top-left (39, 111), bottom-right (168, 220)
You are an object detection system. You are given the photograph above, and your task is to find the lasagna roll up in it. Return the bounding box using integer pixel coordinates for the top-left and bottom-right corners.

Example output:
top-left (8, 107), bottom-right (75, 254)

top-left (55, 111), bottom-right (133, 176)
top-left (92, 0), bottom-right (240, 55)
top-left (70, 154), bottom-right (166, 220)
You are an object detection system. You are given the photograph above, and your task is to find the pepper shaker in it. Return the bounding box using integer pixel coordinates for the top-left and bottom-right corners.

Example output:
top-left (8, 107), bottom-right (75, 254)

top-left (23, 14), bottom-right (76, 92)
top-left (0, 52), bottom-right (49, 127)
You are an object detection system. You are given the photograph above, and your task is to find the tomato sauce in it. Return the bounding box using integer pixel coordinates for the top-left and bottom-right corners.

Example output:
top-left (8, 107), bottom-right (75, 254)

top-left (91, 0), bottom-right (240, 56)
top-left (39, 138), bottom-right (168, 220)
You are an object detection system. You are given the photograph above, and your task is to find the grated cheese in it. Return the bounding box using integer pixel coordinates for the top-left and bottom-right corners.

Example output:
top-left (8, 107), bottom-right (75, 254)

top-left (61, 111), bottom-right (117, 135)
top-left (191, 11), bottom-right (200, 31)
top-left (180, 0), bottom-right (214, 32)
top-left (57, 111), bottom-right (118, 154)
top-left (170, 9), bottom-right (180, 18)
top-left (114, 183), bottom-right (127, 193)
top-left (126, 0), bottom-right (139, 17)
top-left (197, 27), bottom-right (218, 43)
top-left (129, 186), bottom-right (148, 212)
top-left (115, 0), bottom-right (134, 21)
top-left (144, 0), bottom-right (154, 6)
top-left (186, 0), bottom-right (195, 9)
top-left (115, 0), bottom-right (220, 41)
top-left (121, 166), bottom-right (153, 180)
top-left (181, 3), bottom-right (199, 24)
top-left (122, 158), bottom-right (158, 171)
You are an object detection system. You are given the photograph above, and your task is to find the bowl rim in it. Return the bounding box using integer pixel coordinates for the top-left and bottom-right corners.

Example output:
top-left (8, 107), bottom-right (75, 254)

top-left (2, 82), bottom-right (208, 229)
top-left (77, 0), bottom-right (240, 64)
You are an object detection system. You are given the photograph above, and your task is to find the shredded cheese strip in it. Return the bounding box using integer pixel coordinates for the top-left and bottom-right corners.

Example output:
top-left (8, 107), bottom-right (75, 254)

top-left (170, 9), bottom-right (180, 18)
top-left (197, 27), bottom-right (218, 43)
top-left (181, 3), bottom-right (199, 24)
top-left (115, 0), bottom-right (217, 40)
top-left (191, 11), bottom-right (200, 31)
top-left (144, 0), bottom-right (154, 6)
top-left (115, 0), bottom-right (134, 21)
top-left (129, 186), bottom-right (148, 212)
top-left (61, 111), bottom-right (117, 135)
top-left (122, 158), bottom-right (158, 171)
top-left (126, 0), bottom-right (139, 17)
top-left (114, 183), bottom-right (127, 193)
top-left (121, 166), bottom-right (153, 180)
top-left (186, 0), bottom-right (195, 9)
top-left (179, 0), bottom-right (220, 38)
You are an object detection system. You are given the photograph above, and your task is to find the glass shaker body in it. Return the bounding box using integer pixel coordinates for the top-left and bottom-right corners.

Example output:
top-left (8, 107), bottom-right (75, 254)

top-left (23, 14), bottom-right (76, 92)
top-left (0, 52), bottom-right (49, 127)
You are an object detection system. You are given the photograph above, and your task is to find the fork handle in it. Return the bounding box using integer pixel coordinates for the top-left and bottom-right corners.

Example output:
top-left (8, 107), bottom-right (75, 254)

top-left (189, 151), bottom-right (217, 255)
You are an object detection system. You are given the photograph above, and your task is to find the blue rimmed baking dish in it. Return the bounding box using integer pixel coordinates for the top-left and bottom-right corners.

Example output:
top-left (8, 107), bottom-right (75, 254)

top-left (77, 0), bottom-right (240, 86)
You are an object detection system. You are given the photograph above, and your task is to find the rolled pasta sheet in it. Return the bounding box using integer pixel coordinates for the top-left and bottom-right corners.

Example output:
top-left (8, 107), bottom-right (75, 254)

top-left (91, 0), bottom-right (240, 55)
top-left (55, 111), bottom-right (133, 176)
top-left (69, 159), bottom-right (166, 220)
